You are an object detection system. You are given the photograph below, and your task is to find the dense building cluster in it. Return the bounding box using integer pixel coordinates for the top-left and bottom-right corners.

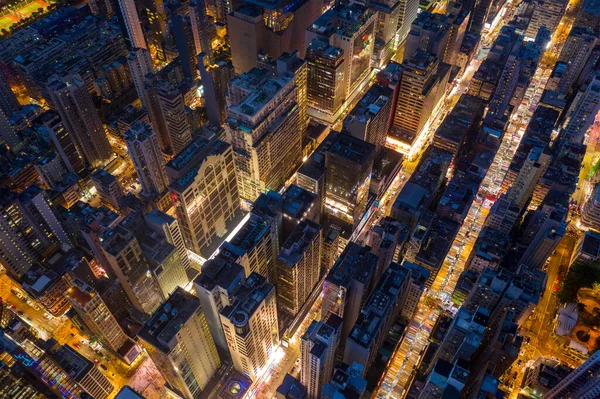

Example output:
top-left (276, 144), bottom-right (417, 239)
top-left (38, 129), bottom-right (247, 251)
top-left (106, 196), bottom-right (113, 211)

top-left (0, 0), bottom-right (600, 397)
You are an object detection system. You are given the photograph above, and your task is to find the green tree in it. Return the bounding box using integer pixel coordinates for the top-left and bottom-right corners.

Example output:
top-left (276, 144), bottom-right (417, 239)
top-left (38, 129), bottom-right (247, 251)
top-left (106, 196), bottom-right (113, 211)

top-left (558, 260), bottom-right (600, 304)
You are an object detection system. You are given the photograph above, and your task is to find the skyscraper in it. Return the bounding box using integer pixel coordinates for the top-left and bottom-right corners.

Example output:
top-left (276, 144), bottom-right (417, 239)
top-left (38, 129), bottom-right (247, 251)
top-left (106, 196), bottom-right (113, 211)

top-left (226, 65), bottom-right (302, 203)
top-left (190, 0), bottom-right (215, 62)
top-left (0, 107), bottom-right (21, 153)
top-left (156, 82), bottom-right (192, 156)
top-left (125, 122), bottom-right (171, 209)
top-left (47, 76), bottom-right (112, 168)
top-left (396, 0), bottom-right (419, 47)
top-left (403, 12), bottom-right (451, 62)
top-left (171, 14), bottom-right (197, 81)
top-left (166, 136), bottom-right (241, 258)
top-left (545, 351), bottom-right (600, 398)
top-left (220, 273), bottom-right (279, 381)
top-left (301, 315), bottom-right (343, 399)
top-left (276, 220), bottom-right (322, 317)
top-left (138, 288), bottom-right (221, 399)
top-left (118, 0), bottom-right (147, 49)
top-left (193, 257), bottom-right (246, 353)
top-left (91, 169), bottom-right (124, 212)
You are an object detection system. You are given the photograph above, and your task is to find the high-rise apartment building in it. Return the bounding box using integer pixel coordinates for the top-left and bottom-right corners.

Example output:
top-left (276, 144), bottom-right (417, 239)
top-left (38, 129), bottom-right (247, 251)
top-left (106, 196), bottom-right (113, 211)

top-left (88, 0), bottom-right (115, 18)
top-left (40, 111), bottom-right (86, 176)
top-left (324, 133), bottom-right (375, 231)
top-left (193, 257), bottom-right (246, 353)
top-left (171, 14), bottom-right (197, 82)
top-left (128, 48), bottom-right (154, 107)
top-left (397, 0), bottom-right (419, 47)
top-left (16, 185), bottom-right (72, 249)
top-left (277, 220), bottom-right (322, 317)
top-left (322, 243), bottom-right (379, 348)
top-left (156, 82), bottom-right (192, 156)
top-left (165, 136), bottom-right (241, 258)
top-left (125, 122), bottom-right (171, 209)
top-left (228, 0), bottom-right (321, 74)
top-left (138, 288), bottom-right (221, 399)
top-left (301, 315), bottom-right (343, 399)
top-left (47, 76), bottom-right (112, 168)
top-left (305, 3), bottom-right (377, 125)
top-left (392, 50), bottom-right (450, 155)
top-left (226, 65), bottom-right (302, 203)
top-left (91, 169), bottom-right (124, 212)
top-left (118, 0), bottom-right (148, 49)
top-left (563, 74), bottom-right (600, 143)
top-left (101, 215), bottom-right (164, 314)
top-left (525, 0), bottom-right (568, 40)
top-left (220, 273), bottom-right (279, 381)
top-left (66, 279), bottom-right (130, 353)
top-left (306, 38), bottom-right (345, 123)
top-left (555, 27), bottom-right (598, 94)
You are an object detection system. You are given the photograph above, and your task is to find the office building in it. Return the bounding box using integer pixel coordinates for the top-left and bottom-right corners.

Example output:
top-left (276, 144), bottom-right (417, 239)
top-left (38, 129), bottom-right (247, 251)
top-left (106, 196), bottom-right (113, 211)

top-left (199, 53), bottom-right (233, 126)
top-left (545, 351), bottom-right (600, 398)
top-left (369, 0), bottom-right (401, 68)
top-left (156, 82), bottom-right (192, 156)
top-left (40, 345), bottom-right (114, 399)
top-left (277, 374), bottom-right (307, 399)
top-left (343, 84), bottom-right (394, 152)
top-left (190, 0), bottom-right (215, 62)
top-left (563, 74), bottom-right (600, 143)
top-left (66, 279), bottom-right (130, 353)
top-left (166, 137), bottom-right (240, 258)
top-left (344, 262), bottom-right (410, 371)
top-left (305, 3), bottom-right (377, 125)
top-left (571, 231), bottom-right (600, 265)
top-left (139, 288), bottom-right (221, 399)
top-left (301, 315), bottom-right (343, 399)
top-left (506, 147), bottom-right (551, 211)
top-left (118, 0), bottom-right (147, 49)
top-left (101, 215), bottom-right (164, 314)
top-left (172, 14), bottom-right (197, 82)
top-left (403, 12), bottom-right (450, 62)
top-left (128, 48), bottom-right (154, 108)
top-left (321, 362), bottom-right (367, 399)
top-left (277, 220), bottom-right (322, 317)
top-left (305, 38), bottom-right (346, 123)
top-left (91, 169), bottom-right (124, 212)
top-left (322, 243), bottom-right (379, 347)
top-left (141, 236), bottom-right (189, 298)
top-left (46, 76), bottom-right (112, 168)
top-left (226, 66), bottom-right (302, 203)
top-left (227, 0), bottom-right (321, 74)
top-left (145, 210), bottom-right (192, 273)
top-left (525, 0), bottom-right (568, 40)
top-left (397, 0), bottom-right (419, 47)
top-left (519, 206), bottom-right (567, 268)
top-left (194, 258), bottom-right (246, 352)
top-left (35, 152), bottom-right (67, 189)
top-left (219, 212), bottom-right (279, 283)
top-left (281, 184), bottom-right (320, 241)
top-left (324, 133), bottom-right (375, 231)
top-left (220, 273), bottom-right (279, 381)
top-left (392, 50), bottom-right (450, 155)
top-left (125, 122), bottom-right (171, 208)
top-left (0, 107), bottom-right (21, 153)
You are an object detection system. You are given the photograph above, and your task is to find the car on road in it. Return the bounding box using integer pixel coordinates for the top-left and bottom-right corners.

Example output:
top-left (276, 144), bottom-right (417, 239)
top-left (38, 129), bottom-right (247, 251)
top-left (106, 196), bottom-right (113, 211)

top-left (73, 343), bottom-right (80, 349)
top-left (100, 364), bottom-right (108, 371)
